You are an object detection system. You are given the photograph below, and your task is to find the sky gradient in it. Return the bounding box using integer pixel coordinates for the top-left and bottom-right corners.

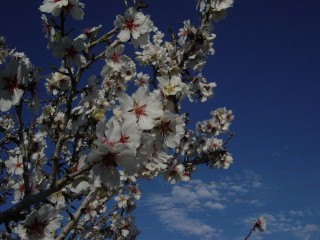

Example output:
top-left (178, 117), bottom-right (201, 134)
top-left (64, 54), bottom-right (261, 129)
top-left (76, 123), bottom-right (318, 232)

top-left (1, 0), bottom-right (320, 239)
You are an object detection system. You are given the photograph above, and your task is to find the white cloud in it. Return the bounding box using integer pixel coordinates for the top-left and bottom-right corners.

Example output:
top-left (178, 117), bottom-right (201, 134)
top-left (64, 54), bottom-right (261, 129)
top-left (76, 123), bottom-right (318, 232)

top-left (145, 170), bottom-right (264, 239)
top-left (204, 201), bottom-right (225, 210)
top-left (140, 170), bottom-right (320, 240)
top-left (293, 224), bottom-right (320, 240)
top-left (230, 185), bottom-right (247, 193)
top-left (156, 207), bottom-right (221, 240)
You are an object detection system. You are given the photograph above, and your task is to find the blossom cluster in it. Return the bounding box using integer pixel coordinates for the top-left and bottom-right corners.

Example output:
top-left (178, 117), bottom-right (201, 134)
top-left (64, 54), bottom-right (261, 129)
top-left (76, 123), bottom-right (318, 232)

top-left (0, 0), bottom-right (235, 239)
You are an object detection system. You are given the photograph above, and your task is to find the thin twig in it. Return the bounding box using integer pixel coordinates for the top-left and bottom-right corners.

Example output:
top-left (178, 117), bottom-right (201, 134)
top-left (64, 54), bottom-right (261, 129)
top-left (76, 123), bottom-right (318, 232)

top-left (244, 227), bottom-right (255, 240)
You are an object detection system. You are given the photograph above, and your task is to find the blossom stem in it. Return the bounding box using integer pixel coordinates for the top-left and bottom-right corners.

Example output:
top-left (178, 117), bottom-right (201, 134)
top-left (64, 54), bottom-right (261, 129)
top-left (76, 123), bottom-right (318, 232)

top-left (88, 28), bottom-right (118, 50)
top-left (244, 227), bottom-right (255, 240)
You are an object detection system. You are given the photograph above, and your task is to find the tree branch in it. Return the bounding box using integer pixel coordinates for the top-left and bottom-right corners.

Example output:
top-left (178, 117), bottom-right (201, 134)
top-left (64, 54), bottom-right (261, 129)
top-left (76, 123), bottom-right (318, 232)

top-left (15, 105), bottom-right (31, 197)
top-left (56, 188), bottom-right (97, 240)
top-left (0, 158), bottom-right (100, 225)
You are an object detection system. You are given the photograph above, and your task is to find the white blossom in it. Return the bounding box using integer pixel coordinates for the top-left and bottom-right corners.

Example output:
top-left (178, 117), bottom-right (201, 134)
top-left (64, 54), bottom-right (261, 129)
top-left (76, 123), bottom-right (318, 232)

top-left (211, 0), bottom-right (234, 11)
top-left (48, 189), bottom-right (66, 209)
top-left (163, 161), bottom-right (186, 184)
top-left (134, 72), bottom-right (149, 88)
top-left (114, 194), bottom-right (130, 208)
top-left (114, 7), bottom-right (153, 47)
top-left (154, 110), bottom-right (186, 148)
top-left (45, 68), bottom-right (71, 95)
top-left (255, 216), bottom-right (267, 232)
top-left (5, 155), bottom-right (28, 175)
top-left (204, 137), bottom-right (223, 152)
top-left (118, 87), bottom-right (163, 130)
top-left (158, 75), bottom-right (184, 96)
top-left (53, 36), bottom-right (86, 68)
top-left (0, 59), bottom-right (27, 111)
top-left (39, 0), bottom-right (85, 21)
top-left (213, 152), bottom-right (233, 169)
top-left (16, 204), bottom-right (61, 240)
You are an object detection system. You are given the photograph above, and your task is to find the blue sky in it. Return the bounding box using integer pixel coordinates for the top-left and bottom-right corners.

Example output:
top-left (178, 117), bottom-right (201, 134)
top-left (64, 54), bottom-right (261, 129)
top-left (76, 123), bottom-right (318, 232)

top-left (1, 0), bottom-right (320, 239)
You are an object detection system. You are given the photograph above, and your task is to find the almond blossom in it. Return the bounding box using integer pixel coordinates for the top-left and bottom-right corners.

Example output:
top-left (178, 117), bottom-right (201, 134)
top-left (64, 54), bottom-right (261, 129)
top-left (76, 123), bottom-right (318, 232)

top-left (0, 59), bottom-right (27, 111)
top-left (53, 36), bottom-right (86, 68)
top-left (204, 137), bottom-right (223, 152)
top-left (39, 0), bottom-right (85, 21)
top-left (154, 110), bottom-right (186, 148)
top-left (41, 14), bottom-right (56, 49)
top-left (45, 68), bottom-right (71, 95)
top-left (83, 200), bottom-right (99, 221)
top-left (118, 87), bottom-right (163, 130)
top-left (0, 114), bottom-right (14, 130)
top-left (134, 72), bottom-right (150, 88)
top-left (187, 74), bottom-right (217, 102)
top-left (212, 151), bottom-right (233, 169)
top-left (16, 204), bottom-right (61, 240)
top-left (48, 189), bottom-right (66, 209)
top-left (39, 0), bottom-right (68, 16)
top-left (114, 7), bottom-right (153, 47)
top-left (104, 45), bottom-right (129, 72)
top-left (137, 133), bottom-right (170, 174)
top-left (114, 194), bottom-right (130, 208)
top-left (5, 155), bottom-right (29, 175)
top-left (244, 216), bottom-right (267, 239)
top-left (158, 75), bottom-right (184, 97)
top-left (255, 216), bottom-right (267, 232)
top-left (211, 0), bottom-right (234, 11)
top-left (88, 118), bottom-right (142, 187)
top-left (163, 161), bottom-right (187, 184)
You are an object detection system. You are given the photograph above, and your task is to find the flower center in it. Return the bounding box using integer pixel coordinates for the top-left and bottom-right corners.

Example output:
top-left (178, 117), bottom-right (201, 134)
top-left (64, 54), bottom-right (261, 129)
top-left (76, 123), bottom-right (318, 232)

top-left (26, 218), bottom-right (49, 237)
top-left (16, 162), bottom-right (23, 169)
top-left (112, 53), bottom-right (120, 63)
top-left (211, 143), bottom-right (218, 149)
top-left (134, 105), bottom-right (147, 118)
top-left (164, 84), bottom-right (175, 95)
top-left (102, 152), bottom-right (119, 168)
top-left (125, 19), bottom-right (137, 31)
top-left (119, 134), bottom-right (130, 144)
top-left (3, 75), bottom-right (19, 93)
top-left (66, 46), bottom-right (78, 58)
top-left (159, 120), bottom-right (173, 136)
top-left (18, 183), bottom-right (25, 193)
top-left (42, 21), bottom-right (51, 36)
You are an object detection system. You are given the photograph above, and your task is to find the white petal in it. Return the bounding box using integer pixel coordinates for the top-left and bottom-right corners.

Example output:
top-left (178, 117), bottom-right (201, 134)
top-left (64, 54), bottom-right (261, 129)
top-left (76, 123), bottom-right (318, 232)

top-left (0, 97), bottom-right (13, 112)
top-left (118, 92), bottom-right (133, 112)
top-left (71, 7), bottom-right (84, 21)
top-left (138, 115), bottom-right (154, 130)
top-left (118, 29), bottom-right (131, 42)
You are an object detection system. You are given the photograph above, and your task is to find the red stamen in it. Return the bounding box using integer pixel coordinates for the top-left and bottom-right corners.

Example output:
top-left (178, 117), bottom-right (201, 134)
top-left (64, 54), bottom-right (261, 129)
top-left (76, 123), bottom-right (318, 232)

top-left (125, 19), bottom-right (137, 31)
top-left (16, 162), bottom-right (23, 169)
top-left (119, 134), bottom-right (130, 143)
top-left (102, 152), bottom-right (119, 168)
top-left (112, 53), bottom-right (120, 63)
top-left (3, 75), bottom-right (19, 93)
top-left (19, 184), bottom-right (25, 192)
top-left (66, 46), bottom-right (78, 58)
top-left (134, 105), bottom-right (147, 118)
